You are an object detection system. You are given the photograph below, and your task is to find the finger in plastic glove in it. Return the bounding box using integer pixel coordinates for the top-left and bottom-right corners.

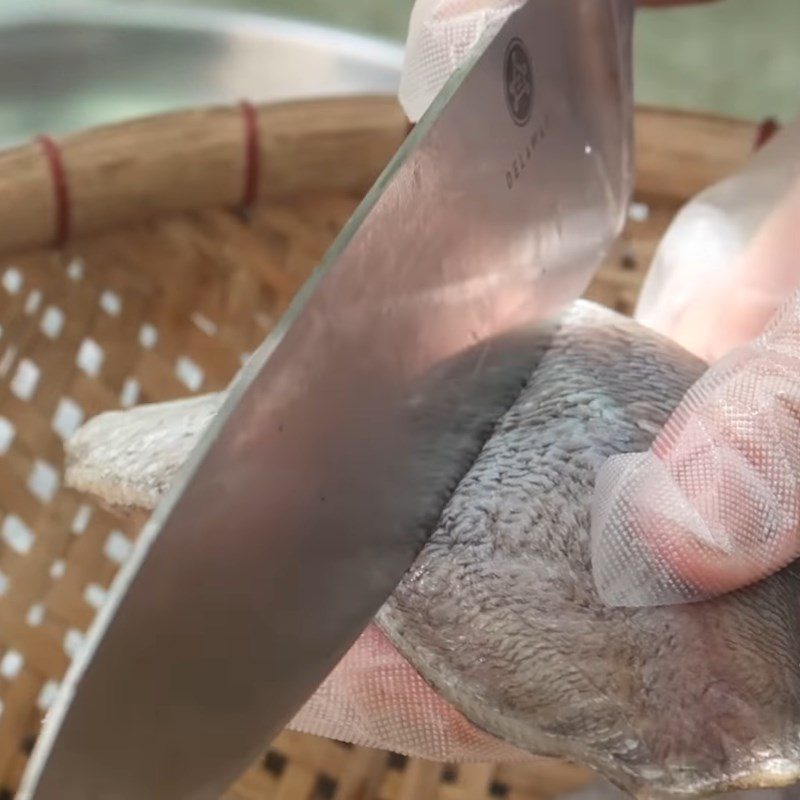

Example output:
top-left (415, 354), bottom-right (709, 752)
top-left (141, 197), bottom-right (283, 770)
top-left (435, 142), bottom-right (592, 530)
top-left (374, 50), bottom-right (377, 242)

top-left (636, 117), bottom-right (800, 363)
top-left (400, 0), bottom-right (525, 122)
top-left (592, 288), bottom-right (800, 607)
top-left (290, 623), bottom-right (531, 762)
top-left (399, 0), bottom-right (711, 124)
top-left (646, 176), bottom-right (800, 363)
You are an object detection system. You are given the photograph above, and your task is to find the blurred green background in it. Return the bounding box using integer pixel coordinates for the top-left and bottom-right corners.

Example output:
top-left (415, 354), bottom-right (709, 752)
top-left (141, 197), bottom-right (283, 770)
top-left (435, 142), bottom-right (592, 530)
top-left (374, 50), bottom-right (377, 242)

top-left (146, 0), bottom-right (800, 121)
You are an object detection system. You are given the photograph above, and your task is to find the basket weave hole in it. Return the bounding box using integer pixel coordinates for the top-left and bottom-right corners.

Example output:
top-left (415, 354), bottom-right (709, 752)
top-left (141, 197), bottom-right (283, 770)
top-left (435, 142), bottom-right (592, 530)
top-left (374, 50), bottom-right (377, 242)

top-left (24, 291), bottom-right (42, 317)
top-left (76, 338), bottom-right (104, 378)
top-left (2, 515), bottom-right (34, 555)
top-left (63, 628), bottom-right (84, 659)
top-left (0, 348), bottom-right (16, 380)
top-left (99, 290), bottom-right (122, 317)
top-left (49, 560), bottom-right (65, 581)
top-left (37, 680), bottom-right (58, 712)
top-left (0, 651), bottom-right (24, 681)
top-left (176, 356), bottom-right (205, 392)
top-left (83, 583), bottom-right (107, 611)
top-left (104, 530), bottom-right (133, 565)
top-left (71, 505), bottom-right (92, 536)
top-left (10, 359), bottom-right (40, 401)
top-left (120, 377), bottom-right (140, 408)
top-left (40, 306), bottom-right (65, 340)
top-left (263, 750), bottom-right (287, 778)
top-left (66, 259), bottom-right (84, 282)
top-left (191, 312), bottom-right (218, 338)
top-left (312, 774), bottom-right (337, 799)
top-left (0, 418), bottom-right (14, 454)
top-left (139, 323), bottom-right (158, 349)
top-left (628, 201), bottom-right (651, 225)
top-left (52, 398), bottom-right (84, 440)
top-left (1, 268), bottom-right (22, 296)
top-left (25, 605), bottom-right (44, 627)
top-left (27, 460), bottom-right (59, 504)
top-left (619, 248), bottom-right (638, 273)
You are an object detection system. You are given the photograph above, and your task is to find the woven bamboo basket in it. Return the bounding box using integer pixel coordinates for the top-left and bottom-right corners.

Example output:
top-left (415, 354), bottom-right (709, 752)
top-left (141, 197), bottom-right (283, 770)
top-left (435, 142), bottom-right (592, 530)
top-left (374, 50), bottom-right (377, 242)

top-left (0, 95), bottom-right (764, 799)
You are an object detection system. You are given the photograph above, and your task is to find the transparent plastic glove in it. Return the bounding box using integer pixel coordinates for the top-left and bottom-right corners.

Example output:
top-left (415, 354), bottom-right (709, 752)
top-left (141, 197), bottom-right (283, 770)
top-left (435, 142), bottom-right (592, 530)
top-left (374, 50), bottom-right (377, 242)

top-left (290, 623), bottom-right (530, 761)
top-left (637, 116), bottom-right (800, 363)
top-left (593, 289), bottom-right (800, 607)
top-left (400, 0), bottom-right (719, 123)
top-left (592, 116), bottom-right (800, 608)
top-left (399, 0), bottom-right (525, 122)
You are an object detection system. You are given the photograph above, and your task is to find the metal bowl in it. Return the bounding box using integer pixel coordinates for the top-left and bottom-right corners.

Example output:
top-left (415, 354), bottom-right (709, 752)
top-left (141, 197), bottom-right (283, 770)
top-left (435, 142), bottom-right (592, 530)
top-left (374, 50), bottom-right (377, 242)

top-left (0, 2), bottom-right (403, 146)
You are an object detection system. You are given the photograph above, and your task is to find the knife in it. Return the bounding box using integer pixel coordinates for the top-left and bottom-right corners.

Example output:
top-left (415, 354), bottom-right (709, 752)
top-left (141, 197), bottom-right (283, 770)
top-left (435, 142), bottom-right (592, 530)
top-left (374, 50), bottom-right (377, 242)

top-left (20, 1), bottom-right (632, 797)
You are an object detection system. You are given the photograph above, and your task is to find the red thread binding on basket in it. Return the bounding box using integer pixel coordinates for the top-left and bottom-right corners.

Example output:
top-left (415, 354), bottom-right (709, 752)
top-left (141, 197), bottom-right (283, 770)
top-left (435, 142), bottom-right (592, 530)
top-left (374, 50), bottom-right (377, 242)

top-left (755, 117), bottom-right (780, 151)
top-left (240, 101), bottom-right (261, 210)
top-left (37, 135), bottom-right (70, 246)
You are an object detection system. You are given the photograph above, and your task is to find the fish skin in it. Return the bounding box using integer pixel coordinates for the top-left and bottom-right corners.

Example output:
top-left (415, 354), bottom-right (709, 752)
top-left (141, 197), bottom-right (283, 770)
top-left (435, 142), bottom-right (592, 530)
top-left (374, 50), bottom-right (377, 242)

top-left (378, 301), bottom-right (800, 797)
top-left (65, 391), bottom-right (225, 512)
top-left (64, 301), bottom-right (800, 797)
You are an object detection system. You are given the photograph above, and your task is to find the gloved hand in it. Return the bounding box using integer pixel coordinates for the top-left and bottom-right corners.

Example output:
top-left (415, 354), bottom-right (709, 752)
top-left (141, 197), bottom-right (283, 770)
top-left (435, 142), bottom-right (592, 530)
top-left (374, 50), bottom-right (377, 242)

top-left (592, 118), bottom-right (800, 607)
top-left (400, 0), bottom-right (720, 122)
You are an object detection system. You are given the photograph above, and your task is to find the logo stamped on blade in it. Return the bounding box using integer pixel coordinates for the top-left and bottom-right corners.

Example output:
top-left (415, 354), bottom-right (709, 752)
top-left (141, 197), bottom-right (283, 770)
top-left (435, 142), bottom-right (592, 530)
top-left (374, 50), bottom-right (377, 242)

top-left (504, 38), bottom-right (534, 127)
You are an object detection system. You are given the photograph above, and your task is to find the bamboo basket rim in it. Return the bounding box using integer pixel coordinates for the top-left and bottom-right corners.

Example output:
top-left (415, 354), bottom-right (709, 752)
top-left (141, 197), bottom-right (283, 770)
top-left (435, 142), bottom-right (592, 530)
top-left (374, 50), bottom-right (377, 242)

top-left (0, 95), bottom-right (766, 261)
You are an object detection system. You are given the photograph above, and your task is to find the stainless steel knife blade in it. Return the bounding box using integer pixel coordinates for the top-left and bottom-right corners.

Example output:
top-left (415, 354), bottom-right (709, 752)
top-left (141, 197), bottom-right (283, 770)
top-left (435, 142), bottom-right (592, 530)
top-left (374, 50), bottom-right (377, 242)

top-left (20, 2), bottom-right (632, 797)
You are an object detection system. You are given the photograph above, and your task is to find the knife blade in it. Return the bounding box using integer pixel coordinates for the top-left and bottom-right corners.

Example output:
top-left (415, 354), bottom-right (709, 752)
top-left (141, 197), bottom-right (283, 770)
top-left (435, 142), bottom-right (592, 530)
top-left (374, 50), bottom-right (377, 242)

top-left (20, 1), bottom-right (632, 797)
